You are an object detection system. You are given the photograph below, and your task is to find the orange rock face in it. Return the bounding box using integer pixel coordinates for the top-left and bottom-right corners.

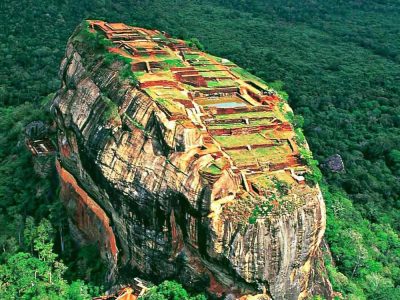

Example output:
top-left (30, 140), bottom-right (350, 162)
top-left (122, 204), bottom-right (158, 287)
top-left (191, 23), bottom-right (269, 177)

top-left (56, 160), bottom-right (118, 260)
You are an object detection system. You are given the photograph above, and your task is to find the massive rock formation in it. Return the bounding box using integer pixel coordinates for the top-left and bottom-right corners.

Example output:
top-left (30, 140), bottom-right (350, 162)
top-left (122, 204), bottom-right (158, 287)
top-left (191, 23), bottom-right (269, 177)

top-left (51, 21), bottom-right (332, 299)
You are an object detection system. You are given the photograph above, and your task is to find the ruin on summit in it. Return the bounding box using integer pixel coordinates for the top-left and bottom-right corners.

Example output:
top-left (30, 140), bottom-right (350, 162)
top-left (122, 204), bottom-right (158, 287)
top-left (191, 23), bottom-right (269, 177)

top-left (88, 21), bottom-right (314, 214)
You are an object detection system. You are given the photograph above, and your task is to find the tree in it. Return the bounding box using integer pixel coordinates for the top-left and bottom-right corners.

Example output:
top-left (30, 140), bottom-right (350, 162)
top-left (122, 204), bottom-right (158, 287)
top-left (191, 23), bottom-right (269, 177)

top-left (24, 216), bottom-right (36, 254)
top-left (140, 281), bottom-right (206, 300)
top-left (387, 149), bottom-right (400, 175)
top-left (0, 220), bottom-right (93, 299)
top-left (34, 219), bottom-right (57, 263)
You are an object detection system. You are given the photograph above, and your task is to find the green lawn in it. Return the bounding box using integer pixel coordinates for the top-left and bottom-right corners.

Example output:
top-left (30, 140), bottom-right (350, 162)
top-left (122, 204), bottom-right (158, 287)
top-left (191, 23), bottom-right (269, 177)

top-left (252, 145), bottom-right (289, 160)
top-left (213, 133), bottom-right (267, 147)
top-left (133, 71), bottom-right (146, 78)
top-left (184, 53), bottom-right (201, 60)
top-left (206, 79), bottom-right (237, 88)
top-left (226, 145), bottom-right (289, 164)
top-left (202, 164), bottom-right (222, 175)
top-left (193, 64), bottom-right (220, 71)
top-left (161, 59), bottom-right (186, 68)
top-left (200, 70), bottom-right (230, 78)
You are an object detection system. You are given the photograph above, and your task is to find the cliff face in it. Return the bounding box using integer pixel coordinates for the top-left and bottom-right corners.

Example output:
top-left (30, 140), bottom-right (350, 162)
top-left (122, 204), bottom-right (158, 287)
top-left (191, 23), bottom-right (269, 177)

top-left (51, 21), bottom-right (332, 299)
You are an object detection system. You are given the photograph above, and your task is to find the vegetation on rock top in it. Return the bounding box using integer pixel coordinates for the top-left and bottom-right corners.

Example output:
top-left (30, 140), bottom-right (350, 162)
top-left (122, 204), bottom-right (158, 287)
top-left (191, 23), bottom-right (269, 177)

top-left (0, 0), bottom-right (399, 299)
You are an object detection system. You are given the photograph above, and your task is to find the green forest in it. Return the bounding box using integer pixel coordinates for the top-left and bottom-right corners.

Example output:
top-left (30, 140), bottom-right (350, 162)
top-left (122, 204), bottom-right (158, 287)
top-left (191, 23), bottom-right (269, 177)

top-left (0, 0), bottom-right (399, 299)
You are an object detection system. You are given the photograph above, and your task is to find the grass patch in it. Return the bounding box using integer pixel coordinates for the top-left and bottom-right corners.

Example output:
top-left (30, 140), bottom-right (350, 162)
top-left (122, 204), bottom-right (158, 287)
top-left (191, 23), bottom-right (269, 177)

top-left (200, 71), bottom-right (229, 78)
top-left (226, 144), bottom-right (291, 164)
top-left (101, 96), bottom-right (119, 123)
top-left (203, 164), bottom-right (222, 175)
top-left (155, 53), bottom-right (170, 58)
top-left (206, 54), bottom-right (224, 63)
top-left (133, 71), bottom-right (146, 77)
top-left (145, 86), bottom-right (187, 100)
top-left (104, 52), bottom-right (133, 66)
top-left (184, 53), bottom-right (201, 60)
top-left (252, 144), bottom-right (290, 159)
top-left (213, 133), bottom-right (267, 147)
top-left (251, 175), bottom-right (274, 189)
top-left (161, 59), bottom-right (185, 68)
top-left (194, 64), bottom-right (220, 71)
top-left (206, 79), bottom-right (237, 88)
top-left (154, 98), bottom-right (183, 114)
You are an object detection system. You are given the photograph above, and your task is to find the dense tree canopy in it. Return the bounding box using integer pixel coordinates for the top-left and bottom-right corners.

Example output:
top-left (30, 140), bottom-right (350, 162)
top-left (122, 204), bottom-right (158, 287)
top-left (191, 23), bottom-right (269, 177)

top-left (0, 0), bottom-right (399, 298)
top-left (139, 281), bottom-right (206, 300)
top-left (0, 219), bottom-right (95, 299)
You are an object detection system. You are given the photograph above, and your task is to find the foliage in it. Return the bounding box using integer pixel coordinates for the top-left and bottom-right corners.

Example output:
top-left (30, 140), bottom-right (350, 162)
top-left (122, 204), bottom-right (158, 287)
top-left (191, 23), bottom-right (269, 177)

top-left (248, 195), bottom-right (275, 224)
top-left (272, 178), bottom-right (290, 196)
top-left (161, 59), bottom-right (185, 68)
top-left (294, 128), bottom-right (306, 146)
top-left (63, 243), bottom-right (107, 287)
top-left (299, 148), bottom-right (323, 185)
top-left (119, 64), bottom-right (139, 86)
top-left (75, 22), bottom-right (112, 52)
top-left (0, 0), bottom-right (399, 298)
top-left (267, 80), bottom-right (289, 101)
top-left (203, 164), bottom-right (222, 175)
top-left (0, 101), bottom-right (104, 293)
top-left (104, 52), bottom-right (132, 66)
top-left (285, 111), bottom-right (304, 129)
top-left (75, 22), bottom-right (138, 87)
top-left (186, 38), bottom-right (205, 51)
top-left (0, 219), bottom-right (95, 299)
top-left (139, 280), bottom-right (206, 300)
top-left (322, 184), bottom-right (400, 299)
top-left (101, 96), bottom-right (120, 124)
top-left (0, 103), bottom-right (54, 253)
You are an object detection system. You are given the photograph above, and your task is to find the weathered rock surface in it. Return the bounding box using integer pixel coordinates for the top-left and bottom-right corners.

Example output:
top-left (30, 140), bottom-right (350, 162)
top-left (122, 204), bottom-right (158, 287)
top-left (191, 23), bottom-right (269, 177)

top-left (51, 23), bottom-right (332, 299)
top-left (324, 154), bottom-right (345, 173)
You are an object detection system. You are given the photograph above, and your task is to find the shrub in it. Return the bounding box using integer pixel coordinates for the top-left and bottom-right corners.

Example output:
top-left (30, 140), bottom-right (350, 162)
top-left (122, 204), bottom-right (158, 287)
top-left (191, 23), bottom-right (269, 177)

top-left (299, 148), bottom-right (322, 185)
top-left (139, 280), bottom-right (206, 300)
top-left (101, 96), bottom-right (119, 124)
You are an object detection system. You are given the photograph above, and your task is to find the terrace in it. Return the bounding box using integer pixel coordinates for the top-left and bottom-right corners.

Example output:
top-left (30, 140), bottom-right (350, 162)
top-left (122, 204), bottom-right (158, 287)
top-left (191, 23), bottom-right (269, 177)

top-left (26, 139), bottom-right (56, 156)
top-left (206, 78), bottom-right (237, 88)
top-left (90, 21), bottom-right (144, 41)
top-left (213, 110), bottom-right (274, 120)
top-left (198, 70), bottom-right (232, 79)
top-left (87, 20), bottom-right (310, 199)
top-left (105, 23), bottom-right (131, 31)
top-left (195, 95), bottom-right (250, 109)
top-left (121, 41), bottom-right (169, 57)
top-left (213, 133), bottom-right (277, 148)
top-left (225, 143), bottom-right (293, 167)
top-left (205, 117), bottom-right (276, 128)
